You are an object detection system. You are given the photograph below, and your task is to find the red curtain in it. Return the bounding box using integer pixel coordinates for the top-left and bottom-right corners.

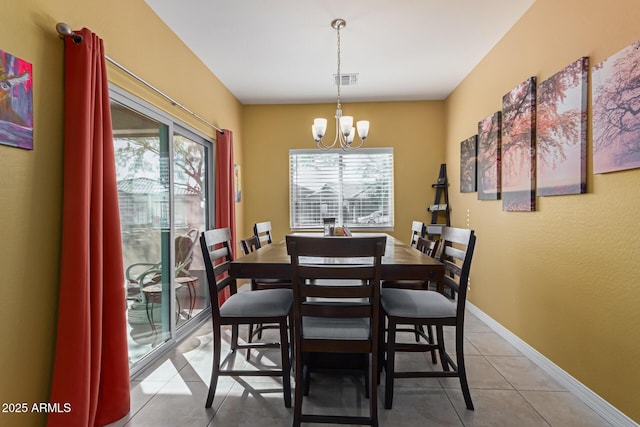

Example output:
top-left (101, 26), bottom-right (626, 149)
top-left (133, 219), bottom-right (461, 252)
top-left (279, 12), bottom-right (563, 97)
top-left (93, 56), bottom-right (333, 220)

top-left (48, 28), bottom-right (130, 427)
top-left (215, 129), bottom-right (236, 303)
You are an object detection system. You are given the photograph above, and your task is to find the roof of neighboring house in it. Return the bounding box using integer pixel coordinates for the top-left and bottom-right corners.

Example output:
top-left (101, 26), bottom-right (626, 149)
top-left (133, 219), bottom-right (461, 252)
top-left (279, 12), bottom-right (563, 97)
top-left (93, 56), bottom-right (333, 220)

top-left (117, 177), bottom-right (198, 196)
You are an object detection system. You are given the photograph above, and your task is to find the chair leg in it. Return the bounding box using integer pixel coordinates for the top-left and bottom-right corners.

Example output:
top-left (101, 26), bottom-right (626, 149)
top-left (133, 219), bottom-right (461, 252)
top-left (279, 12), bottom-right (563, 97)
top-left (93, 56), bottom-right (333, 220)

top-left (377, 309), bottom-right (385, 384)
top-left (427, 324), bottom-right (438, 364)
top-left (205, 326), bottom-right (222, 408)
top-left (384, 320), bottom-right (397, 409)
top-left (370, 343), bottom-right (379, 426)
top-left (279, 319), bottom-right (292, 408)
top-left (456, 328), bottom-right (474, 410)
top-left (246, 324), bottom-right (254, 361)
top-left (303, 361), bottom-right (311, 396)
top-left (293, 341), bottom-right (304, 427)
top-left (230, 324), bottom-right (239, 352)
top-left (436, 326), bottom-right (450, 371)
top-left (364, 354), bottom-right (370, 399)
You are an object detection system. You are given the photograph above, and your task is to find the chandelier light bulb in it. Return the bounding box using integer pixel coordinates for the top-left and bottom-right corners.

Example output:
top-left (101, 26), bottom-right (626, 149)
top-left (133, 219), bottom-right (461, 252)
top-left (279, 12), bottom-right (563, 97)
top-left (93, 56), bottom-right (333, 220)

top-left (345, 128), bottom-right (355, 144)
top-left (356, 120), bottom-right (369, 140)
top-left (340, 116), bottom-right (353, 136)
top-left (312, 118), bottom-right (327, 141)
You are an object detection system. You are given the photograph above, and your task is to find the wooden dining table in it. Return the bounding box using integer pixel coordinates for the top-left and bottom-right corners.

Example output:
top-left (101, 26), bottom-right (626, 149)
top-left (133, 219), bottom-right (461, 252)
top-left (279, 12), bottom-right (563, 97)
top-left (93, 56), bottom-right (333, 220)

top-left (230, 232), bottom-right (445, 283)
top-left (230, 232), bottom-right (445, 377)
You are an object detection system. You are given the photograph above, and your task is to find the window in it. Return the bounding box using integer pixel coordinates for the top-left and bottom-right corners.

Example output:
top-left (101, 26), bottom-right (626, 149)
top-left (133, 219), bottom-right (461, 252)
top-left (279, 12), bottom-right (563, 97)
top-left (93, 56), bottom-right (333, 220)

top-left (289, 148), bottom-right (394, 229)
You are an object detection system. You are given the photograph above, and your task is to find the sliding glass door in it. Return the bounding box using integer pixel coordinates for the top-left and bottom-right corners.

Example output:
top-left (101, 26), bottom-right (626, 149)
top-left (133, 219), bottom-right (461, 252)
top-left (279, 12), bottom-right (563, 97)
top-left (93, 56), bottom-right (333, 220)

top-left (172, 132), bottom-right (209, 328)
top-left (110, 87), bottom-right (212, 370)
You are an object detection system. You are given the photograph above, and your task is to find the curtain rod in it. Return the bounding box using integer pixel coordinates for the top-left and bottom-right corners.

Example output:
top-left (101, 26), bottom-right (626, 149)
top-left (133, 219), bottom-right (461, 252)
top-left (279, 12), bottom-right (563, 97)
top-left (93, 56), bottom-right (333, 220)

top-left (56, 22), bottom-right (223, 134)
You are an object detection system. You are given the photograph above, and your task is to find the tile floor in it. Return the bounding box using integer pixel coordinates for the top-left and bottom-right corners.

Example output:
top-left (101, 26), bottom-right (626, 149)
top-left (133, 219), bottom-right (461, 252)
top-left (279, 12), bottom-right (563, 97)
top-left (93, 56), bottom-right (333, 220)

top-left (106, 311), bottom-right (612, 426)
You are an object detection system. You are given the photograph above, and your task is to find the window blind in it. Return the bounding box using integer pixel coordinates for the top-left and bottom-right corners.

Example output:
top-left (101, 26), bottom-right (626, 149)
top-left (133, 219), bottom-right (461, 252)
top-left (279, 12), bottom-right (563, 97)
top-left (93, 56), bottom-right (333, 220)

top-left (289, 148), bottom-right (394, 230)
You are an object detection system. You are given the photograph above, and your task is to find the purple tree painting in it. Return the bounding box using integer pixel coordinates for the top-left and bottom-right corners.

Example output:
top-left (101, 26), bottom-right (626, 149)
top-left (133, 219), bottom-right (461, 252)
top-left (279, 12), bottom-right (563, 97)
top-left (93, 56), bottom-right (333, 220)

top-left (502, 77), bottom-right (536, 212)
top-left (592, 40), bottom-right (640, 174)
top-left (477, 112), bottom-right (501, 200)
top-left (0, 49), bottom-right (33, 150)
top-left (460, 135), bottom-right (477, 193)
top-left (537, 57), bottom-right (588, 195)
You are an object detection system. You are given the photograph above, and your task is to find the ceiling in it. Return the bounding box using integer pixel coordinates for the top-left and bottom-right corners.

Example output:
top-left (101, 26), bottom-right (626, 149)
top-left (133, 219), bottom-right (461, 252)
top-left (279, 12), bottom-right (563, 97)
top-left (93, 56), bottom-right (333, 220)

top-left (144, 0), bottom-right (535, 105)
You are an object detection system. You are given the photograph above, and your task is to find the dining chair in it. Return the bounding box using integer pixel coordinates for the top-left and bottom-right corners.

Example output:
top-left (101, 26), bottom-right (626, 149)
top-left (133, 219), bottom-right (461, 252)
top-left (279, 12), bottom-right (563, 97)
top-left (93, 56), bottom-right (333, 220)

top-left (410, 220), bottom-right (426, 247)
top-left (239, 234), bottom-right (260, 256)
top-left (382, 235), bottom-right (440, 358)
top-left (252, 220), bottom-right (294, 291)
top-left (200, 227), bottom-right (292, 408)
top-left (286, 235), bottom-right (386, 427)
top-left (240, 234), bottom-right (292, 292)
top-left (381, 226), bottom-right (476, 411)
top-left (416, 235), bottom-right (439, 258)
top-left (239, 234), bottom-right (292, 357)
top-left (253, 220), bottom-right (275, 248)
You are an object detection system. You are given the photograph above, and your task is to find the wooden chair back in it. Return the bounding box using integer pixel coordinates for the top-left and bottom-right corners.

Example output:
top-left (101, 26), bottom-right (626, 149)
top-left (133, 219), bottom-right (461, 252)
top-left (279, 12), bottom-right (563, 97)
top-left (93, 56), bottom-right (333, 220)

top-left (239, 235), bottom-right (260, 256)
top-left (253, 221), bottom-right (274, 248)
top-left (410, 221), bottom-right (426, 247)
top-left (415, 236), bottom-right (439, 258)
top-left (438, 226), bottom-right (476, 304)
top-left (200, 227), bottom-right (237, 317)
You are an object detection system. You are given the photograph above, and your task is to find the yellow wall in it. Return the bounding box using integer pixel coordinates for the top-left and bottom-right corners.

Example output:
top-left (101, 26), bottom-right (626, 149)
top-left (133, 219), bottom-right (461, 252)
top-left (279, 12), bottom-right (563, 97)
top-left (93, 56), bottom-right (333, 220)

top-left (445, 0), bottom-right (640, 422)
top-left (241, 101), bottom-right (445, 242)
top-left (3, 0), bottom-right (640, 425)
top-left (0, 1), bottom-right (242, 426)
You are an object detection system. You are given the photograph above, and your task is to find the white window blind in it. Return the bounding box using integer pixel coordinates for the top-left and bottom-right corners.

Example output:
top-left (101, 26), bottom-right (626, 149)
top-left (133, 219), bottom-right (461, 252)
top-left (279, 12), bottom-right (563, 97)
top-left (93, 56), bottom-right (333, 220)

top-left (289, 148), bottom-right (394, 230)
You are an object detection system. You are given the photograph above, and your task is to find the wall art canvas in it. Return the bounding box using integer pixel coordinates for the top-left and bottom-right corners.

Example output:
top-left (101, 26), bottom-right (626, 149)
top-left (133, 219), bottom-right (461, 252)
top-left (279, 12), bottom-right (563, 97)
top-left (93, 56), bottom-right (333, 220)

top-left (477, 112), bottom-right (501, 200)
top-left (0, 49), bottom-right (33, 150)
top-left (234, 163), bottom-right (241, 202)
top-left (537, 57), bottom-right (588, 195)
top-left (592, 40), bottom-right (640, 174)
top-left (460, 135), bottom-right (477, 193)
top-left (501, 76), bottom-right (536, 212)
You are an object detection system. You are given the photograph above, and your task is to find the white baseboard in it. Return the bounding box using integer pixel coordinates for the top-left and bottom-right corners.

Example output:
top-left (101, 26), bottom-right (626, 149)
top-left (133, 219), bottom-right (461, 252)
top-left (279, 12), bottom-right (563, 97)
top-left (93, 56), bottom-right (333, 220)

top-left (466, 303), bottom-right (638, 427)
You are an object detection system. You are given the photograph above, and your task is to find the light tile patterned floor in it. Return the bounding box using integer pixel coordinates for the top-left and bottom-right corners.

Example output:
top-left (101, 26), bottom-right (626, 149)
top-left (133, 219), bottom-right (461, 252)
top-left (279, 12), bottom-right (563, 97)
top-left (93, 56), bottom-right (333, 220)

top-left (106, 312), bottom-right (611, 426)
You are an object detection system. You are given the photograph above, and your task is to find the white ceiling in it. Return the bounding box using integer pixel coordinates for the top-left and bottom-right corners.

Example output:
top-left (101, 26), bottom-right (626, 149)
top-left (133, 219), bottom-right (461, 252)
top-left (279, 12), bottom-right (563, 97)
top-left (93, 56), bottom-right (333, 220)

top-left (144, 0), bottom-right (535, 105)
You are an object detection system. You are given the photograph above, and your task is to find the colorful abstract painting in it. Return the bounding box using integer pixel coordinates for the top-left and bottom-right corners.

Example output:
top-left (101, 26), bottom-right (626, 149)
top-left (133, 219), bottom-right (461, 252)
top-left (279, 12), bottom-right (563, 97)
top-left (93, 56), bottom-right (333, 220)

top-left (460, 135), bottom-right (477, 193)
top-left (477, 112), bottom-right (501, 200)
top-left (0, 50), bottom-right (33, 150)
top-left (537, 57), bottom-right (588, 195)
top-left (592, 40), bottom-right (640, 174)
top-left (502, 76), bottom-right (536, 212)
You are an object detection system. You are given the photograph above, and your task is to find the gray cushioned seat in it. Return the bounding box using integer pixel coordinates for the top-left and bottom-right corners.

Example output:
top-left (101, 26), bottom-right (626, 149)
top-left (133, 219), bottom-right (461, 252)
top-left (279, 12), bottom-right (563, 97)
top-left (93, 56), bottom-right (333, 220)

top-left (381, 288), bottom-right (456, 318)
top-left (220, 288), bottom-right (292, 318)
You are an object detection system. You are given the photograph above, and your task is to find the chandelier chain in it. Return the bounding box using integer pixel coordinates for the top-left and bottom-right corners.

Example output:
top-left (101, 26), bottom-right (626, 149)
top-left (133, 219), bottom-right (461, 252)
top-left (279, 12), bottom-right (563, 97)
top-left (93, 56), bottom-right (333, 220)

top-left (336, 22), bottom-right (341, 108)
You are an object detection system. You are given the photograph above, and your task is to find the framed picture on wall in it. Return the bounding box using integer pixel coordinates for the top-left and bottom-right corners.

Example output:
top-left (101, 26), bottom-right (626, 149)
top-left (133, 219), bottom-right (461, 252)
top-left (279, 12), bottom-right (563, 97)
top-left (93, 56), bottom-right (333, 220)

top-left (477, 111), bottom-right (501, 200)
top-left (0, 49), bottom-right (33, 150)
top-left (537, 57), bottom-right (588, 196)
top-left (501, 76), bottom-right (536, 212)
top-left (234, 163), bottom-right (241, 202)
top-left (460, 135), bottom-right (478, 193)
top-left (592, 40), bottom-right (640, 174)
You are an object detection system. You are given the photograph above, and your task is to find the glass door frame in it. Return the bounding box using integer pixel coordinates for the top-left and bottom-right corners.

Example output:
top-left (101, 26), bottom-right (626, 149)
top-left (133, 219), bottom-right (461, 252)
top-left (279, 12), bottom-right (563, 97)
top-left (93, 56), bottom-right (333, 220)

top-left (110, 85), bottom-right (214, 377)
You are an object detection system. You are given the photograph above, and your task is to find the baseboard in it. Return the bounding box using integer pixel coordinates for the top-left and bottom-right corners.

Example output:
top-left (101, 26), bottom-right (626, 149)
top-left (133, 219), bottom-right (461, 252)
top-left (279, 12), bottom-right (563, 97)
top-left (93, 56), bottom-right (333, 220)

top-left (466, 303), bottom-right (638, 427)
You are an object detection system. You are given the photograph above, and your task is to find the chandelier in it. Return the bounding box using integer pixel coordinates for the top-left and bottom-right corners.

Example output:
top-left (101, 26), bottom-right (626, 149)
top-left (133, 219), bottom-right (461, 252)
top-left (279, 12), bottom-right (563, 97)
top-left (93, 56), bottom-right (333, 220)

top-left (312, 19), bottom-right (369, 150)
